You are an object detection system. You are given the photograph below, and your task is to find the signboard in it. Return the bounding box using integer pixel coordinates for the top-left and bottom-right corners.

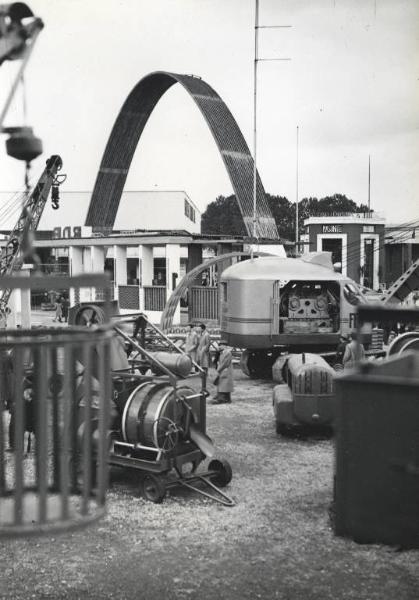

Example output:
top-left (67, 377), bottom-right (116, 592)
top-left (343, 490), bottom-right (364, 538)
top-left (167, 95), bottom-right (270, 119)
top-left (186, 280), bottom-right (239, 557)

top-left (52, 226), bottom-right (92, 239)
top-left (363, 225), bottom-right (375, 233)
top-left (322, 225), bottom-right (343, 233)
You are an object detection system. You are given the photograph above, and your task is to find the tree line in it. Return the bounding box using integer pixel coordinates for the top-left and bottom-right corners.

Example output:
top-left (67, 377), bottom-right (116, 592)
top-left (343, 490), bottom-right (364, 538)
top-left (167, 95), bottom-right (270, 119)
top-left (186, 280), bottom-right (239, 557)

top-left (201, 193), bottom-right (370, 240)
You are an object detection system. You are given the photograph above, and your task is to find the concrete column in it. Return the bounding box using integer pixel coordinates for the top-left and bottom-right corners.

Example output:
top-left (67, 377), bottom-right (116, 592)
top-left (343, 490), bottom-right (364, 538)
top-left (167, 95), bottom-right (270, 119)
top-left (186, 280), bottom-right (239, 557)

top-left (20, 267), bottom-right (31, 329)
top-left (166, 244), bottom-right (181, 324)
top-left (138, 244), bottom-right (153, 310)
top-left (7, 269), bottom-right (31, 328)
top-left (69, 246), bottom-right (84, 305)
top-left (187, 244), bottom-right (203, 277)
top-left (70, 246), bottom-right (83, 275)
top-left (89, 246), bottom-right (106, 301)
top-left (114, 246), bottom-right (127, 285)
top-left (113, 245), bottom-right (127, 303)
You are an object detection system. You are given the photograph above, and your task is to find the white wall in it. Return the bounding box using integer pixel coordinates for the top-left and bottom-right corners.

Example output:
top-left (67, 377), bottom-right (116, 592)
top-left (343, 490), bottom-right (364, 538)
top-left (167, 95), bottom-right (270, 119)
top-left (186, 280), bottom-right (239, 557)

top-left (31, 190), bottom-right (201, 233)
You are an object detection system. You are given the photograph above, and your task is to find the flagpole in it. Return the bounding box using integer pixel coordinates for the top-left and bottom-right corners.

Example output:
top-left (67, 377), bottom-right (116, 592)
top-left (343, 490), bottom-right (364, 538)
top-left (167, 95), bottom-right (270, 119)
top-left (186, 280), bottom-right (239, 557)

top-left (251, 0), bottom-right (259, 260)
top-left (295, 125), bottom-right (299, 252)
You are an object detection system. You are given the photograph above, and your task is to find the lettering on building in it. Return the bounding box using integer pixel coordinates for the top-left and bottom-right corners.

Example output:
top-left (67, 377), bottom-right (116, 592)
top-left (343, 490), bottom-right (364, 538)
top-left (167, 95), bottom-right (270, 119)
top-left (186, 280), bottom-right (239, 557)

top-left (53, 226), bottom-right (82, 239)
top-left (322, 225), bottom-right (343, 233)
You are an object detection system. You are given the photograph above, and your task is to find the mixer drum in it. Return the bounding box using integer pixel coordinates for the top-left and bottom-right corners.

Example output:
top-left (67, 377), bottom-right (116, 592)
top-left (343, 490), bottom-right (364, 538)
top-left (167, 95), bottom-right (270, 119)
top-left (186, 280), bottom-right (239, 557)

top-left (150, 352), bottom-right (192, 377)
top-left (121, 382), bottom-right (193, 449)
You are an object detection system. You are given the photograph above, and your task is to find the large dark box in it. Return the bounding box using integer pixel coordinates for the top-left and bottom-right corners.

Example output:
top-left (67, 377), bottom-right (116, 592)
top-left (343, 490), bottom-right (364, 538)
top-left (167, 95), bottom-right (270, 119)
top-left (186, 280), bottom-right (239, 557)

top-left (334, 352), bottom-right (419, 548)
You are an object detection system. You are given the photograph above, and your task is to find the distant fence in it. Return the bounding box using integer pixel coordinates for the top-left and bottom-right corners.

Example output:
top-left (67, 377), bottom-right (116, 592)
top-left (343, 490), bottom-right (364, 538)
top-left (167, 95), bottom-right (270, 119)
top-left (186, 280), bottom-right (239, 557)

top-left (118, 285), bottom-right (139, 310)
top-left (144, 286), bottom-right (166, 311)
top-left (190, 286), bottom-right (218, 321)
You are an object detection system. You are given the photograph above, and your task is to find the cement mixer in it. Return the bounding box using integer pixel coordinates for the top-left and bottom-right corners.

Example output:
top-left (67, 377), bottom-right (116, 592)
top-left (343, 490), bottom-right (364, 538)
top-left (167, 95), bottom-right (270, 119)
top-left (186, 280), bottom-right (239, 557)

top-left (76, 310), bottom-right (234, 505)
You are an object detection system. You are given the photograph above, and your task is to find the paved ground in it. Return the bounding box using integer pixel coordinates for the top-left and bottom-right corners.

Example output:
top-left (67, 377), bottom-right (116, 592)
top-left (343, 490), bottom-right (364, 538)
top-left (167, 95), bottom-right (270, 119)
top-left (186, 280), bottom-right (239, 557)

top-left (1, 359), bottom-right (418, 600)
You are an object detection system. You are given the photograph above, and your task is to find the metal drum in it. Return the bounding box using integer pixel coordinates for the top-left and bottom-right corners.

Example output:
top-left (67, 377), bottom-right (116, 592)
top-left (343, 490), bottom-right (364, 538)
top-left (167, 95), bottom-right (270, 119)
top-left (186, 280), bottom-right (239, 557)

top-left (121, 382), bottom-right (193, 450)
top-left (150, 352), bottom-right (192, 377)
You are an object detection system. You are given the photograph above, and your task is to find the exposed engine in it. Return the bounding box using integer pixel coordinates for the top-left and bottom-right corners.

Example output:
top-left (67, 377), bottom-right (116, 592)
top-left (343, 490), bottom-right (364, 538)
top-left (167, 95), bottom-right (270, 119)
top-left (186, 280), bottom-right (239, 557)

top-left (279, 281), bottom-right (340, 334)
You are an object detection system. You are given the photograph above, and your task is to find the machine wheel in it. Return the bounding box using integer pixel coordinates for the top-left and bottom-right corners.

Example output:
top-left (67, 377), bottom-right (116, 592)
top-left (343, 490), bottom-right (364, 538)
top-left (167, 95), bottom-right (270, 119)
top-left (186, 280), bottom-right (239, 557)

top-left (74, 304), bottom-right (106, 327)
top-left (208, 458), bottom-right (233, 487)
top-left (141, 474), bottom-right (166, 503)
top-left (153, 416), bottom-right (179, 452)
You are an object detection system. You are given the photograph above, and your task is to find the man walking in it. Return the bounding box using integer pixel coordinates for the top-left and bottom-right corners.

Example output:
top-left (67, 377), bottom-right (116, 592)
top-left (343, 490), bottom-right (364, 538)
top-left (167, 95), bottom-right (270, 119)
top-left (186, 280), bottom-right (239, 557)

top-left (197, 323), bottom-right (211, 375)
top-left (212, 340), bottom-right (234, 404)
top-left (343, 331), bottom-right (365, 370)
top-left (184, 323), bottom-right (199, 370)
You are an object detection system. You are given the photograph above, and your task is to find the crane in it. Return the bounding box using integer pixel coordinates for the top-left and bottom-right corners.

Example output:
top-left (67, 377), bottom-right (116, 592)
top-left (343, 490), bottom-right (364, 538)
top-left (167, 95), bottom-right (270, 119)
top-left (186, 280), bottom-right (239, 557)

top-left (0, 154), bottom-right (65, 316)
top-left (0, 3), bottom-right (44, 183)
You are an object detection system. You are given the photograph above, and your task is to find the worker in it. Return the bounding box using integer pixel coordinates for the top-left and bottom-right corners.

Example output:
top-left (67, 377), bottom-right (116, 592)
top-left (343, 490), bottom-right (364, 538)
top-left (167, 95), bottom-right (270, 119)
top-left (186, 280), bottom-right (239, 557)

top-left (212, 340), bottom-right (234, 404)
top-left (334, 333), bottom-right (350, 369)
top-left (184, 323), bottom-right (199, 370)
top-left (61, 295), bottom-right (70, 323)
top-left (342, 331), bottom-right (365, 370)
top-left (197, 323), bottom-right (211, 374)
top-left (53, 296), bottom-right (63, 323)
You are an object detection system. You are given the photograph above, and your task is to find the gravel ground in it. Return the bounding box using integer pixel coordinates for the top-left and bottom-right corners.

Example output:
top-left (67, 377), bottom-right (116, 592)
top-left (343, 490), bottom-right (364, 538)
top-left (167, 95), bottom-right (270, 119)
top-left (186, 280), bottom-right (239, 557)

top-left (1, 366), bottom-right (418, 600)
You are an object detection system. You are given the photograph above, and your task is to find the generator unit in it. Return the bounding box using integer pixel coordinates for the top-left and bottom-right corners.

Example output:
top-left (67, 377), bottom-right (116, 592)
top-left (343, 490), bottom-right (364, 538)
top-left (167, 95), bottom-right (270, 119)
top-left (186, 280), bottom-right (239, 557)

top-left (273, 353), bottom-right (335, 434)
top-left (220, 253), bottom-right (383, 378)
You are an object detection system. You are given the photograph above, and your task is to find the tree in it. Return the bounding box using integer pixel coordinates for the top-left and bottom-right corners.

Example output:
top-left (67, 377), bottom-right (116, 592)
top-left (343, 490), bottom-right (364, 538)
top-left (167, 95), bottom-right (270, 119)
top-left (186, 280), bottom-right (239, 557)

top-left (201, 192), bottom-right (371, 239)
top-left (201, 195), bottom-right (247, 236)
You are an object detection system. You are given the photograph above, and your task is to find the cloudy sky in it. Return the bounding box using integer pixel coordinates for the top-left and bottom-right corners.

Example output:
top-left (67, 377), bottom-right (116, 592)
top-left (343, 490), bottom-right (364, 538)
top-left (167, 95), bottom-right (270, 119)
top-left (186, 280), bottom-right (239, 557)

top-left (0, 0), bottom-right (418, 229)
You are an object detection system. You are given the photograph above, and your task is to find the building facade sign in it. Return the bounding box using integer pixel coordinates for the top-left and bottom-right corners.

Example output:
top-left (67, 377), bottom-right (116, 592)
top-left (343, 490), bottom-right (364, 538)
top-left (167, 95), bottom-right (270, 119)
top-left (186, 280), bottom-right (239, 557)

top-left (363, 225), bottom-right (375, 233)
top-left (322, 225), bottom-right (343, 233)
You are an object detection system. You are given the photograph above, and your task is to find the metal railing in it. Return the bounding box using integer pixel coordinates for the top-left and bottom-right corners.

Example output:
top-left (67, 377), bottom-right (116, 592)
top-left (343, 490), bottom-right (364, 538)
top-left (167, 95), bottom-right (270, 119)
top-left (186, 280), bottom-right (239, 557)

top-left (190, 286), bottom-right (219, 321)
top-left (144, 286), bottom-right (166, 311)
top-left (118, 285), bottom-right (139, 310)
top-left (0, 273), bottom-right (113, 537)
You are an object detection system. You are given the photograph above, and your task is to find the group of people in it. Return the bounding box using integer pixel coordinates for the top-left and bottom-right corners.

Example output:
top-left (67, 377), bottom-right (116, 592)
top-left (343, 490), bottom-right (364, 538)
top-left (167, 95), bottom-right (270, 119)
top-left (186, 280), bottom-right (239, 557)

top-left (53, 295), bottom-right (70, 323)
top-left (184, 323), bottom-right (234, 404)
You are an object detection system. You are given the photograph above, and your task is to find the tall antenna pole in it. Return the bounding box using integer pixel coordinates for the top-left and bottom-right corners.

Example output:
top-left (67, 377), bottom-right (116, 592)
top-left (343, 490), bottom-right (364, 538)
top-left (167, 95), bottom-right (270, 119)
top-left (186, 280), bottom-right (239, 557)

top-left (252, 0), bottom-right (260, 259)
top-left (368, 154), bottom-right (371, 212)
top-left (295, 125), bottom-right (299, 251)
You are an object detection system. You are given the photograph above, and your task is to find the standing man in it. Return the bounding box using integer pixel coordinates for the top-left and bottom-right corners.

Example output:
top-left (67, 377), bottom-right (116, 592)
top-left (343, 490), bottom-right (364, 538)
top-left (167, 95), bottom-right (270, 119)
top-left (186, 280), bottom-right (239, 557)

top-left (53, 296), bottom-right (63, 323)
top-left (61, 295), bottom-right (70, 323)
top-left (343, 331), bottom-right (365, 370)
top-left (197, 323), bottom-right (211, 374)
top-left (184, 323), bottom-right (199, 370)
top-left (334, 333), bottom-right (350, 369)
top-left (212, 340), bottom-right (234, 404)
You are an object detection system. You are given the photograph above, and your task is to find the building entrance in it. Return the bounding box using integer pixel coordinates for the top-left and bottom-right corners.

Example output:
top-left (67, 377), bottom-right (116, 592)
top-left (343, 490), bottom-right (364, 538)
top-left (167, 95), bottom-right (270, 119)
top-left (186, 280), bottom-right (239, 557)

top-left (321, 238), bottom-right (343, 270)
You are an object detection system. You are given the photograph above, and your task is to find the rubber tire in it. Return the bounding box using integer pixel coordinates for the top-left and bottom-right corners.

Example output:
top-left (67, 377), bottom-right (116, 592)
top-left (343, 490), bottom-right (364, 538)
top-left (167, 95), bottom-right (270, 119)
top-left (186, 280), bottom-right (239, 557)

top-left (74, 304), bottom-right (106, 327)
top-left (141, 474), bottom-right (166, 503)
top-left (208, 458), bottom-right (233, 487)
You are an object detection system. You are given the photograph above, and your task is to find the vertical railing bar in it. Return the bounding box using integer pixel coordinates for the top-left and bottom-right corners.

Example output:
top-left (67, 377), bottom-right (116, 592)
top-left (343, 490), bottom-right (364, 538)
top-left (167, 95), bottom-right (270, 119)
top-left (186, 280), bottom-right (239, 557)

top-left (97, 338), bottom-right (110, 506)
top-left (60, 343), bottom-right (71, 520)
top-left (70, 346), bottom-right (79, 493)
top-left (82, 341), bottom-right (92, 515)
top-left (0, 346), bottom-right (6, 495)
top-left (13, 346), bottom-right (24, 525)
top-left (36, 345), bottom-right (48, 523)
top-left (51, 346), bottom-right (60, 491)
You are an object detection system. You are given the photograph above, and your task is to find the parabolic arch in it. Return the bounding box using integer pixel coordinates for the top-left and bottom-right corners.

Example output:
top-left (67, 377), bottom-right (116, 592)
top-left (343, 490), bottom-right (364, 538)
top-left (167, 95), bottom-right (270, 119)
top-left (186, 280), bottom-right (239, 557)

top-left (85, 71), bottom-right (278, 239)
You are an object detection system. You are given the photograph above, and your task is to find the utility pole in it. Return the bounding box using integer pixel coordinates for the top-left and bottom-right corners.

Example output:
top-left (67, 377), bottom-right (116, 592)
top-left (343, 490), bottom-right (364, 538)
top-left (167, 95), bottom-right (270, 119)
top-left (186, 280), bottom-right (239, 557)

top-left (295, 125), bottom-right (299, 251)
top-left (252, 0), bottom-right (260, 255)
top-left (368, 154), bottom-right (371, 212)
top-left (251, 1), bottom-right (292, 259)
